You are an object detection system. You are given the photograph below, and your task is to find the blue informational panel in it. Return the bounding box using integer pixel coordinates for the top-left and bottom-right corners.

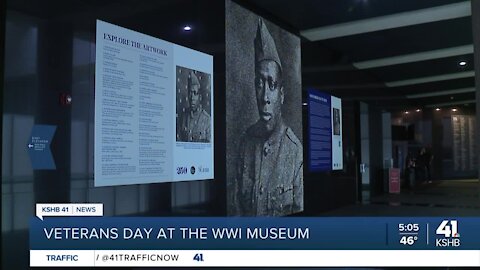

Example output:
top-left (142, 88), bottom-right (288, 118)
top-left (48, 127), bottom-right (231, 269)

top-left (27, 125), bottom-right (56, 170)
top-left (308, 89), bottom-right (343, 171)
top-left (308, 89), bottom-right (331, 171)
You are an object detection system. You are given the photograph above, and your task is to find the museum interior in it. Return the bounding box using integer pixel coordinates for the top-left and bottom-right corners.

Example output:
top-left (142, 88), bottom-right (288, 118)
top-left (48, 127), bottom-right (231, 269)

top-left (2, 0), bottom-right (480, 269)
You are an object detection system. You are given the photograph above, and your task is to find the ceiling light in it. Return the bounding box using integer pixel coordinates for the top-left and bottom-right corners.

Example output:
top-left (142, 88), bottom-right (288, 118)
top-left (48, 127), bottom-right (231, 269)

top-left (302, 103), bottom-right (308, 106)
top-left (416, 109), bottom-right (421, 112)
top-left (183, 25), bottom-right (192, 31)
top-left (458, 61), bottom-right (467, 66)
top-left (452, 108), bottom-right (458, 112)
top-left (404, 111), bottom-right (409, 114)
top-left (435, 108), bottom-right (441, 111)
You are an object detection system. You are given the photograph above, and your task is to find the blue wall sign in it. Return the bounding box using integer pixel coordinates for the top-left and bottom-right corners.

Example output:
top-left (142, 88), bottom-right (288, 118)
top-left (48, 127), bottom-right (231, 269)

top-left (27, 125), bottom-right (56, 170)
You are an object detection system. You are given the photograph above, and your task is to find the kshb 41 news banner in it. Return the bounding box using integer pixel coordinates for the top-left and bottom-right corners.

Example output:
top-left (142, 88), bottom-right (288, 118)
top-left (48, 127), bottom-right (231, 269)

top-left (30, 203), bottom-right (480, 267)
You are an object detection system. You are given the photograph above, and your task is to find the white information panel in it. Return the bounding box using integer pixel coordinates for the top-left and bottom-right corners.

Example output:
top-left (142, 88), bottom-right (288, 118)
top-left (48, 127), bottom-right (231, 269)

top-left (95, 20), bottom-right (214, 186)
top-left (331, 96), bottom-right (343, 170)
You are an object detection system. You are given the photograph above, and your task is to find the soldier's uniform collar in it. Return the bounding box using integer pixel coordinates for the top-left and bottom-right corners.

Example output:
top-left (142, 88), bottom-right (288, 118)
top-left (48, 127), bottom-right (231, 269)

top-left (190, 104), bottom-right (203, 118)
top-left (266, 120), bottom-right (286, 146)
top-left (247, 119), bottom-right (286, 140)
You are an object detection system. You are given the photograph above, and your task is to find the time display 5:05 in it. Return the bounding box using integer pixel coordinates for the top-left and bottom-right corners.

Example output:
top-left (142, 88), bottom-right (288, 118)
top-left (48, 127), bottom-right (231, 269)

top-left (398, 223), bottom-right (420, 232)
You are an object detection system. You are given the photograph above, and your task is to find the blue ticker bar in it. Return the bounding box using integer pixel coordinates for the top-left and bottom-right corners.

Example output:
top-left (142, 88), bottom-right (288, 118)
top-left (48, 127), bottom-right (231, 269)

top-left (30, 217), bottom-right (480, 250)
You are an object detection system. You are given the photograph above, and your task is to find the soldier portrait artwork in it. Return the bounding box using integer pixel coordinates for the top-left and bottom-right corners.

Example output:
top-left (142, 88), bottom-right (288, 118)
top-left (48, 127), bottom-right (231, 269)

top-left (226, 0), bottom-right (304, 217)
top-left (333, 108), bottom-right (341, 136)
top-left (176, 67), bottom-right (212, 143)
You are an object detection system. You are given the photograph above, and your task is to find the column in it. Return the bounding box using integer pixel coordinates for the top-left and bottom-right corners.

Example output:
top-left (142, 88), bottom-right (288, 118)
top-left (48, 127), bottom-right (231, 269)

top-left (472, 0), bottom-right (480, 187)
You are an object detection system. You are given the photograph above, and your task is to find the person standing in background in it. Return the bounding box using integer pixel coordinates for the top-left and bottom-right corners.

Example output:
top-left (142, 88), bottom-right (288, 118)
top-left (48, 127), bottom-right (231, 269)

top-left (416, 148), bottom-right (427, 184)
top-left (424, 147), bottom-right (434, 183)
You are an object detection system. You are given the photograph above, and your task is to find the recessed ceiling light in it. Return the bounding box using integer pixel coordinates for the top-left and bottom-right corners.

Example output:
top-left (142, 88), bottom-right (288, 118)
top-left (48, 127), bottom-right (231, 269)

top-left (435, 108), bottom-right (441, 111)
top-left (452, 108), bottom-right (458, 112)
top-left (404, 111), bottom-right (409, 114)
top-left (416, 109), bottom-right (421, 112)
top-left (459, 61), bottom-right (467, 66)
top-left (183, 25), bottom-right (192, 31)
top-left (302, 103), bottom-right (308, 106)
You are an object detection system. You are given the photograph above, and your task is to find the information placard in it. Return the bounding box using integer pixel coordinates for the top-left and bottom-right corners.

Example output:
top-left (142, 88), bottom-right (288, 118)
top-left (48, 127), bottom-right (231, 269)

top-left (308, 90), bottom-right (331, 171)
top-left (95, 20), bottom-right (213, 186)
top-left (331, 95), bottom-right (343, 170)
top-left (308, 89), bottom-right (343, 171)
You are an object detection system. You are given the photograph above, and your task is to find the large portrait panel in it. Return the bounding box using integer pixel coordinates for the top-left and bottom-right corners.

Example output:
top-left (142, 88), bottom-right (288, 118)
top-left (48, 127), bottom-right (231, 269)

top-left (226, 0), bottom-right (303, 216)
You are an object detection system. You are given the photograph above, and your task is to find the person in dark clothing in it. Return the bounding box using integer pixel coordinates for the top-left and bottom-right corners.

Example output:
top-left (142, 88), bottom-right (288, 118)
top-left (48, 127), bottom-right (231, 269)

top-left (416, 148), bottom-right (427, 184)
top-left (405, 152), bottom-right (416, 189)
top-left (424, 147), bottom-right (433, 183)
top-left (417, 147), bottom-right (434, 184)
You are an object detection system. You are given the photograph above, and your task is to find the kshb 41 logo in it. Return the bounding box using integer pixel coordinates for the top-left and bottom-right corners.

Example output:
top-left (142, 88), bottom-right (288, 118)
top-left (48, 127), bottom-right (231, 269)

top-left (435, 220), bottom-right (460, 247)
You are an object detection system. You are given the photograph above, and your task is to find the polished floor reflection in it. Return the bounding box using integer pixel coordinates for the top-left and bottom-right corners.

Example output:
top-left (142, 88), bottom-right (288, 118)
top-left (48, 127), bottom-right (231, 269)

top-left (322, 179), bottom-right (480, 216)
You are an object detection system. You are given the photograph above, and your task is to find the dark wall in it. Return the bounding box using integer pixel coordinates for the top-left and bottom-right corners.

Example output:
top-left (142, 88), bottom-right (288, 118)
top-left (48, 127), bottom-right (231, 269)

top-left (392, 107), bottom-right (477, 180)
top-left (434, 108), bottom-right (477, 179)
top-left (473, 0), bottom-right (480, 183)
top-left (368, 105), bottom-right (386, 195)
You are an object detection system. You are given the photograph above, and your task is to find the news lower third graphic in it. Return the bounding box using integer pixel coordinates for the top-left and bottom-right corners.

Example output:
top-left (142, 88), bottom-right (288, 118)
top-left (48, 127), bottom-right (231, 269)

top-left (30, 204), bottom-right (480, 267)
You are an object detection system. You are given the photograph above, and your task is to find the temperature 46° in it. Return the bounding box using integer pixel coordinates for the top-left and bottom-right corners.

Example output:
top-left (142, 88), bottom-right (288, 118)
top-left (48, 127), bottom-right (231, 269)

top-left (400, 235), bottom-right (418, 246)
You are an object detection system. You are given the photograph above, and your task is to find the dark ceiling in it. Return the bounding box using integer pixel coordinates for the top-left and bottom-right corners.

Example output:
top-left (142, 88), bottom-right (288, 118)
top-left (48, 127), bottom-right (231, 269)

top-left (245, 0), bottom-right (476, 111)
top-left (5, 0), bottom-right (477, 112)
top-left (244, 0), bottom-right (467, 29)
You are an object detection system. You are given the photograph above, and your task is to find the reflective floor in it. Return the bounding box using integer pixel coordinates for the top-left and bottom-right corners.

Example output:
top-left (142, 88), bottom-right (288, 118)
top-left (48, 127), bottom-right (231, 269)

top-left (321, 179), bottom-right (480, 216)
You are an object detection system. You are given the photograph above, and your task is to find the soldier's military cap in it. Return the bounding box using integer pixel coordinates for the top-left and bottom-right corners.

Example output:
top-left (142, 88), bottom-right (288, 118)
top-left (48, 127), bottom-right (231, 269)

top-left (189, 71), bottom-right (200, 88)
top-left (254, 18), bottom-right (282, 71)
